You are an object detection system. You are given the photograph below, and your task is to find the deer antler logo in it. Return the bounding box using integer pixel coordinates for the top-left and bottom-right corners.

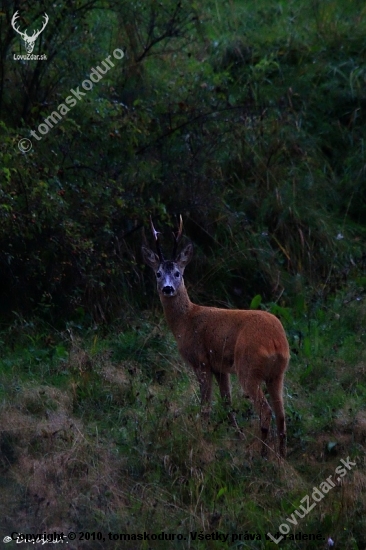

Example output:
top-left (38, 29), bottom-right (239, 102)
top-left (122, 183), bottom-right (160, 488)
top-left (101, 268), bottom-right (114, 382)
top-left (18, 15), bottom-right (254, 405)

top-left (11, 11), bottom-right (49, 54)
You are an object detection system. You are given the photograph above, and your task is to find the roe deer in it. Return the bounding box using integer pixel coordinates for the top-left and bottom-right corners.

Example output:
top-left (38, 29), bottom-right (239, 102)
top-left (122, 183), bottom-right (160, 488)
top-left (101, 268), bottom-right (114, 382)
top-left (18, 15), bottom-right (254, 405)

top-left (142, 217), bottom-right (289, 457)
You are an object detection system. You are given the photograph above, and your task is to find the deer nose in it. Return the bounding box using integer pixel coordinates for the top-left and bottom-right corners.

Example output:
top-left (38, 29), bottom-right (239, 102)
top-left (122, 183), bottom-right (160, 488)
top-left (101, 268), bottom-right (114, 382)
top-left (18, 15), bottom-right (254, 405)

top-left (162, 286), bottom-right (174, 295)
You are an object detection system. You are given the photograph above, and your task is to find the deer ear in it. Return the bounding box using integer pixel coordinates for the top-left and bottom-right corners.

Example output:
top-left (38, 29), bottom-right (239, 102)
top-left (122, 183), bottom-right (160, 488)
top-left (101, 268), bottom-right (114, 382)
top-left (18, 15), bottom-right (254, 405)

top-left (142, 246), bottom-right (160, 270)
top-left (176, 243), bottom-right (193, 268)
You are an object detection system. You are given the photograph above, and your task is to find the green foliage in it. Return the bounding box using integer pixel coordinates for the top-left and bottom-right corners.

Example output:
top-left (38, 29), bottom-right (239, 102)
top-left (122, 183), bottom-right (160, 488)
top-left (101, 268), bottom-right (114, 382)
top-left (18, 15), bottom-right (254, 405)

top-left (249, 294), bottom-right (262, 309)
top-left (1, 0), bottom-right (366, 320)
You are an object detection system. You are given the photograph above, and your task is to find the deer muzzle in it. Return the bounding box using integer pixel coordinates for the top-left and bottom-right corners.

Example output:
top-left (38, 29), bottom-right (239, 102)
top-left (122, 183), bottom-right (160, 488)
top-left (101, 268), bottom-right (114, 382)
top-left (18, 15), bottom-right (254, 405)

top-left (162, 286), bottom-right (175, 296)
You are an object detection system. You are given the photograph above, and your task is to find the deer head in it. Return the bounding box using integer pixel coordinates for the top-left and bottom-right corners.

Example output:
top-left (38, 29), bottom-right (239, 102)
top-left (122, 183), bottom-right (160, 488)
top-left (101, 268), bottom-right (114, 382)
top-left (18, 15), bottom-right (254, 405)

top-left (142, 216), bottom-right (193, 297)
top-left (12, 11), bottom-right (49, 54)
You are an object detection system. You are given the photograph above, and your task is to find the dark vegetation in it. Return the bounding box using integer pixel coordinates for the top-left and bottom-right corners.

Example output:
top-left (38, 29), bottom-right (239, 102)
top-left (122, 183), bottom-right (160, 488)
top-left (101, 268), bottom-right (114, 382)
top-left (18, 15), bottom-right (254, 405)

top-left (0, 0), bottom-right (366, 547)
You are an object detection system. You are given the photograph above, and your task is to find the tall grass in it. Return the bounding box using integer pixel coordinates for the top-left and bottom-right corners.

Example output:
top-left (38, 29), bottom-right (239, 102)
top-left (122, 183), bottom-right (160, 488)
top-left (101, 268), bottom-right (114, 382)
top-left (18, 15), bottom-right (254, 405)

top-left (0, 292), bottom-right (366, 547)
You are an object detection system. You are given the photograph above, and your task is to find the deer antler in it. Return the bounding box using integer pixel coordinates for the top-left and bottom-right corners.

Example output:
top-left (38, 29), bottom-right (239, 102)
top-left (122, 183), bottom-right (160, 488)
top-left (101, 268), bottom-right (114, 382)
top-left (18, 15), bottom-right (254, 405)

top-left (150, 217), bottom-right (164, 261)
top-left (11, 11), bottom-right (27, 39)
top-left (31, 13), bottom-right (49, 40)
top-left (172, 214), bottom-right (183, 258)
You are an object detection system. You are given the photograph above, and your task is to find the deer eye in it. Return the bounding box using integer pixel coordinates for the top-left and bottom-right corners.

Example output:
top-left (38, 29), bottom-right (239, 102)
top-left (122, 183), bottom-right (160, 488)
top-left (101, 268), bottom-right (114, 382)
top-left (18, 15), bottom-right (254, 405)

top-left (174, 271), bottom-right (180, 278)
top-left (156, 272), bottom-right (162, 279)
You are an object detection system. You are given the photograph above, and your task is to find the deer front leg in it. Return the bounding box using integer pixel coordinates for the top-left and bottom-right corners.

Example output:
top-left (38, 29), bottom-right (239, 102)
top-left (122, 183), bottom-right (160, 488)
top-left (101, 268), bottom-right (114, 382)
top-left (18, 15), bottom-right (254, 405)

top-left (214, 371), bottom-right (244, 438)
top-left (194, 364), bottom-right (213, 421)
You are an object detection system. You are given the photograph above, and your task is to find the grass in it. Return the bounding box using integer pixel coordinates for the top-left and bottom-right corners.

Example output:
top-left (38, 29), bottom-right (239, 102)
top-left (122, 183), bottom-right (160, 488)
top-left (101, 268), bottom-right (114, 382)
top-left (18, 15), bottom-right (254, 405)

top-left (0, 291), bottom-right (365, 548)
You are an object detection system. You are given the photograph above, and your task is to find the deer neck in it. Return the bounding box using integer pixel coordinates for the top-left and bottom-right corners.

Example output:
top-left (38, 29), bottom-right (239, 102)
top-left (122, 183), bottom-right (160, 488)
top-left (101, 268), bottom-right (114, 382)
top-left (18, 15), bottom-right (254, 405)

top-left (160, 283), bottom-right (192, 337)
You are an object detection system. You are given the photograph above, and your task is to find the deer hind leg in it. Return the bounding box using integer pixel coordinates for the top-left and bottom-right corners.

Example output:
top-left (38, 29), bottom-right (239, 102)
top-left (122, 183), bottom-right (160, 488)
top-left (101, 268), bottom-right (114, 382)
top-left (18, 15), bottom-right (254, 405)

top-left (266, 372), bottom-right (286, 458)
top-left (237, 369), bottom-right (273, 457)
top-left (213, 372), bottom-right (244, 437)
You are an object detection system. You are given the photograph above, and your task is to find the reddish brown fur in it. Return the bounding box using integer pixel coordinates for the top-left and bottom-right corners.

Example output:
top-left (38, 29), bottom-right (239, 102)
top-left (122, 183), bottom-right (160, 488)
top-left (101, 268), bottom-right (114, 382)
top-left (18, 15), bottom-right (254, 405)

top-left (142, 240), bottom-right (289, 458)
